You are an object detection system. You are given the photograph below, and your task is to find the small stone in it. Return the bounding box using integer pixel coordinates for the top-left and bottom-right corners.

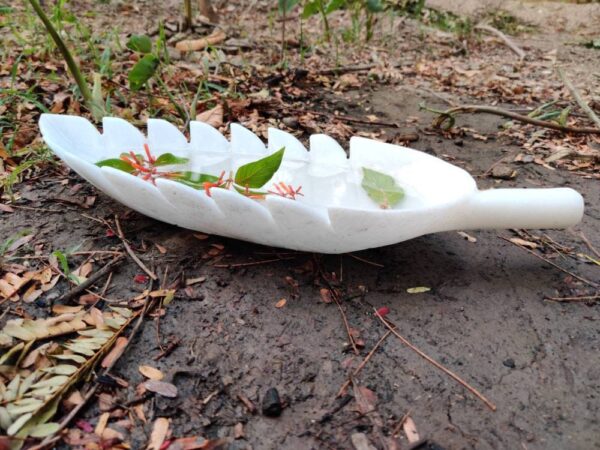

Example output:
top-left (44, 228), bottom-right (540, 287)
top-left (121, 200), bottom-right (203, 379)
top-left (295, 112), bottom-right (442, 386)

top-left (261, 387), bottom-right (282, 417)
top-left (491, 165), bottom-right (517, 180)
top-left (503, 358), bottom-right (516, 369)
top-left (282, 117), bottom-right (299, 128)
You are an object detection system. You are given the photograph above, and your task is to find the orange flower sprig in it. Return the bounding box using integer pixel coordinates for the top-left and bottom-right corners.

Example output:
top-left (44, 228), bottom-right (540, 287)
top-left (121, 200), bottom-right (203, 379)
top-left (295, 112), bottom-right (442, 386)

top-left (96, 144), bottom-right (303, 202)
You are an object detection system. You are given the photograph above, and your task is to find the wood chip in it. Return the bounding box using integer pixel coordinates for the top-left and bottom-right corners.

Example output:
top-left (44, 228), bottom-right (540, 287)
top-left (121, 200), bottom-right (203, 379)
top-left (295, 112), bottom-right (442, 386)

top-left (509, 237), bottom-right (538, 249)
top-left (275, 298), bottom-right (287, 308)
top-left (403, 416), bottom-right (420, 443)
top-left (101, 337), bottom-right (128, 368)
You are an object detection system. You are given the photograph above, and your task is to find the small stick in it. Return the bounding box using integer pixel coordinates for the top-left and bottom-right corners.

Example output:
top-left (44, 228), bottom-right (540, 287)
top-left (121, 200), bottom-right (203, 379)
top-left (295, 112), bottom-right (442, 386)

top-left (348, 253), bottom-right (385, 268)
top-left (337, 330), bottom-right (392, 397)
top-left (213, 257), bottom-right (295, 268)
top-left (54, 256), bottom-right (123, 304)
top-left (500, 236), bottom-right (598, 288)
top-left (427, 104), bottom-right (600, 134)
top-left (333, 294), bottom-right (359, 355)
top-left (557, 66), bottom-right (600, 129)
top-left (475, 24), bottom-right (525, 60)
top-left (114, 215), bottom-right (158, 280)
top-left (577, 231), bottom-right (600, 259)
top-left (545, 294), bottom-right (599, 302)
top-left (374, 309), bottom-right (497, 411)
top-left (391, 410), bottom-right (412, 437)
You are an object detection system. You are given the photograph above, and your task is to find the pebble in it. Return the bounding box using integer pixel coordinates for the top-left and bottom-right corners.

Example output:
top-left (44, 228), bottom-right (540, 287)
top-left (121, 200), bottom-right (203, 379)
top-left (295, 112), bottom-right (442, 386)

top-left (261, 387), bottom-right (282, 417)
top-left (503, 358), bottom-right (516, 369)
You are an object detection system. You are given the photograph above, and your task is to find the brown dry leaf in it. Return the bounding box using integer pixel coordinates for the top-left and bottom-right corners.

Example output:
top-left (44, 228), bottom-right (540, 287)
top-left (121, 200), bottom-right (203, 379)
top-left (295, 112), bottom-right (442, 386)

top-left (186, 276), bottom-right (206, 286)
top-left (196, 104), bottom-right (224, 128)
top-left (154, 243), bottom-right (167, 254)
top-left (403, 416), bottom-right (420, 443)
top-left (101, 337), bottom-right (128, 368)
top-left (139, 365), bottom-right (164, 381)
top-left (233, 423), bottom-right (244, 439)
top-left (509, 237), bottom-right (539, 249)
top-left (133, 404), bottom-right (147, 424)
top-left (353, 384), bottom-right (377, 415)
top-left (88, 307), bottom-right (105, 328)
top-left (64, 390), bottom-right (84, 410)
top-left (176, 29), bottom-right (227, 52)
top-left (52, 305), bottom-right (84, 315)
top-left (319, 288), bottom-right (333, 304)
top-left (143, 380), bottom-right (178, 398)
top-left (22, 285), bottom-right (43, 303)
top-left (275, 298), bottom-right (287, 308)
top-left (147, 417), bottom-right (170, 450)
top-left (95, 412), bottom-right (110, 436)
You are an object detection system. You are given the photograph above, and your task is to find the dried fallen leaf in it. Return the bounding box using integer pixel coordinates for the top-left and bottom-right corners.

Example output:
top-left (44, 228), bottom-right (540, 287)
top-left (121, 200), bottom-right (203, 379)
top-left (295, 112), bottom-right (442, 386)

top-left (403, 416), bottom-right (420, 443)
top-left (320, 288), bottom-right (333, 304)
top-left (196, 104), bottom-right (224, 128)
top-left (139, 365), bottom-right (164, 381)
top-left (147, 417), bottom-right (170, 450)
top-left (406, 287), bottom-right (431, 294)
top-left (275, 298), bottom-right (287, 308)
top-left (509, 237), bottom-right (538, 249)
top-left (101, 337), bottom-right (128, 368)
top-left (143, 380), bottom-right (178, 398)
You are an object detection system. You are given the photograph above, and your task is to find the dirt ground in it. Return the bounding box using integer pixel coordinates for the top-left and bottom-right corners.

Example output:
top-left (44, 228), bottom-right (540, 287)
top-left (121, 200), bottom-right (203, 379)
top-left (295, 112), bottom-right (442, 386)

top-left (1, 1), bottom-right (599, 449)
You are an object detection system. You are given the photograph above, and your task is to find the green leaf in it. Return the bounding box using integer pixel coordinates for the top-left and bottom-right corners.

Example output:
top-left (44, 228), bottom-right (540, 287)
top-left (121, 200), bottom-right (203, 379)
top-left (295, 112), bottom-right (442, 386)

top-left (234, 148), bottom-right (285, 189)
top-left (28, 422), bottom-right (60, 438)
top-left (407, 286), bottom-right (431, 294)
top-left (126, 34), bottom-right (153, 54)
top-left (153, 153), bottom-right (189, 166)
top-left (361, 167), bottom-right (404, 209)
top-left (95, 158), bottom-right (135, 173)
top-left (278, 0), bottom-right (299, 14)
top-left (51, 250), bottom-right (70, 278)
top-left (325, 0), bottom-right (345, 14)
top-left (128, 54), bottom-right (159, 91)
top-left (556, 106), bottom-right (571, 127)
top-left (302, 1), bottom-right (320, 18)
top-left (169, 172), bottom-right (220, 189)
top-left (233, 185), bottom-right (267, 197)
top-left (366, 0), bottom-right (384, 12)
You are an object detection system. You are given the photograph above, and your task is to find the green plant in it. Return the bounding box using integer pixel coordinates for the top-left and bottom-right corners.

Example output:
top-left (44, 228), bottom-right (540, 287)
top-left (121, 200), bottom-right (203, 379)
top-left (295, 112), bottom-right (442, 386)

top-left (27, 0), bottom-right (105, 121)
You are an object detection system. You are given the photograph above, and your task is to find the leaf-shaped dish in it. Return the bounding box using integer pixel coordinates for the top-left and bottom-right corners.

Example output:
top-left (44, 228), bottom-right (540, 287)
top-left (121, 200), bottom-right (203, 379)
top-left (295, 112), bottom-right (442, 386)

top-left (39, 114), bottom-right (584, 253)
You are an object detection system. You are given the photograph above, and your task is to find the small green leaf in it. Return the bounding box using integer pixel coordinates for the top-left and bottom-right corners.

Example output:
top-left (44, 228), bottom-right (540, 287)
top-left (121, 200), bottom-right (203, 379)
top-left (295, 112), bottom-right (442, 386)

top-left (407, 286), bottom-right (431, 294)
top-left (233, 185), bottom-right (267, 197)
top-left (153, 153), bottom-right (189, 166)
top-left (51, 250), bottom-right (70, 278)
top-left (361, 167), bottom-right (404, 209)
top-left (556, 106), bottom-right (571, 127)
top-left (169, 172), bottom-right (219, 189)
top-left (126, 34), bottom-right (153, 54)
top-left (95, 158), bottom-right (135, 173)
top-left (28, 422), bottom-right (60, 438)
top-left (234, 148), bottom-right (285, 189)
top-left (129, 54), bottom-right (159, 91)
top-left (325, 0), bottom-right (345, 14)
top-left (302, 1), bottom-right (320, 18)
top-left (366, 0), bottom-right (384, 12)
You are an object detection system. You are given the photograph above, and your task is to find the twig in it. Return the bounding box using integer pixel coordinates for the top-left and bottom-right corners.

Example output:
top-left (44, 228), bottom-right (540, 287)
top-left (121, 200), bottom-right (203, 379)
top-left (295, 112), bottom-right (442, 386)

top-left (333, 295), bottom-right (359, 355)
top-left (500, 236), bottom-right (598, 288)
top-left (54, 256), bottom-right (124, 304)
top-left (213, 257), bottom-right (295, 268)
top-left (374, 309), bottom-right (497, 411)
top-left (578, 231), bottom-right (600, 259)
top-left (285, 107), bottom-right (400, 128)
top-left (424, 104), bottom-right (600, 134)
top-left (545, 294), bottom-right (599, 302)
top-left (557, 66), bottom-right (600, 129)
top-left (391, 410), bottom-right (412, 437)
top-left (337, 330), bottom-right (392, 397)
top-left (114, 215), bottom-right (158, 280)
top-left (475, 24), bottom-right (525, 60)
top-left (348, 253), bottom-right (385, 268)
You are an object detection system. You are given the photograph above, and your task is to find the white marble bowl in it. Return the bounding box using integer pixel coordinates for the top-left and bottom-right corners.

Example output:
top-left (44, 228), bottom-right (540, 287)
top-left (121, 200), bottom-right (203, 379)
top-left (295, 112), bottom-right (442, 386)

top-left (39, 114), bottom-right (584, 253)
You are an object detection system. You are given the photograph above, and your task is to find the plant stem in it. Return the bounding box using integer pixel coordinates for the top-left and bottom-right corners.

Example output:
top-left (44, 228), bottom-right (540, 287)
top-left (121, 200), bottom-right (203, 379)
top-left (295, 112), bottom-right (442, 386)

top-left (184, 0), bottom-right (193, 31)
top-left (27, 0), bottom-right (100, 118)
top-left (317, 0), bottom-right (331, 41)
